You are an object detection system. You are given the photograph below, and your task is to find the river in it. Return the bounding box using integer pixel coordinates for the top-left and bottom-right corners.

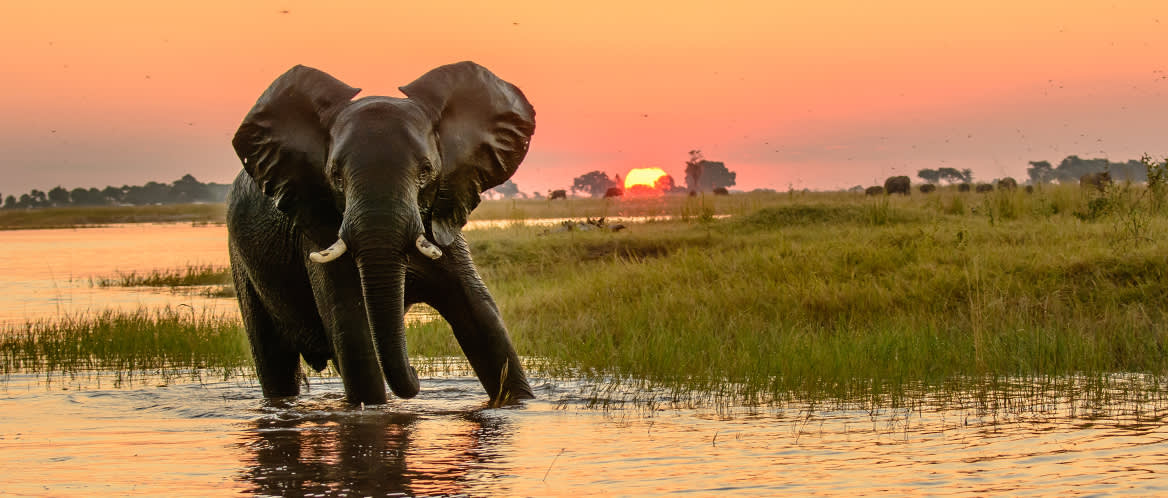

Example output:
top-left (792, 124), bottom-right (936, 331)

top-left (1, 223), bottom-right (1167, 494)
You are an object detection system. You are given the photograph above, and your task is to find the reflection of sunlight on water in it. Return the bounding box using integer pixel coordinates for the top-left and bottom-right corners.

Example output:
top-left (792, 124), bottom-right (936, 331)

top-left (0, 224), bottom-right (444, 327)
top-left (3, 372), bottom-right (1168, 495)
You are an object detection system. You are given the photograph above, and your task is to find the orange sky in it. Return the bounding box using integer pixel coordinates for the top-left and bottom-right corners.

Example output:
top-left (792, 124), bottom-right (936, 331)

top-left (2, 1), bottom-right (1166, 195)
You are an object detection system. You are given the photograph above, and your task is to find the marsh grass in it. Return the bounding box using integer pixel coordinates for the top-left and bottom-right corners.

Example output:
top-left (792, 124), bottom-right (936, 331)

top-left (90, 264), bottom-right (232, 288)
top-left (0, 307), bottom-right (251, 385)
top-left (4, 183), bottom-right (1168, 408)
top-left (0, 203), bottom-right (226, 230)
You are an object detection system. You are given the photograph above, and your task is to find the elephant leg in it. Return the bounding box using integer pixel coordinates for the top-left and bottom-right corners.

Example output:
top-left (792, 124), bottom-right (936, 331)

top-left (420, 244), bottom-right (533, 402)
top-left (308, 262), bottom-right (389, 405)
top-left (233, 269), bottom-right (301, 397)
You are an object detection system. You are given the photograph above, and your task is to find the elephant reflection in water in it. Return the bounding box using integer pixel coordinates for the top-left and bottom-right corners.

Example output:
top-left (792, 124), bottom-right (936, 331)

top-left (239, 406), bottom-right (511, 496)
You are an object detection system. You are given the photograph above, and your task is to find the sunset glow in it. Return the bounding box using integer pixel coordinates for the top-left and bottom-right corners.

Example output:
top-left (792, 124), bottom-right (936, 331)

top-left (1, 2), bottom-right (1166, 195)
top-left (624, 168), bottom-right (669, 190)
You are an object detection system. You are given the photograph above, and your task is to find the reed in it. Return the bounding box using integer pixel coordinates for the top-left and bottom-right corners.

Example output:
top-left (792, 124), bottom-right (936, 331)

top-left (91, 264), bottom-right (232, 288)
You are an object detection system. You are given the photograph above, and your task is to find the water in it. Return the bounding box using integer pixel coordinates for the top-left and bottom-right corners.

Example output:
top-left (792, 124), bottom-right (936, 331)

top-left (3, 223), bottom-right (1168, 494)
top-left (0, 223), bottom-right (235, 325)
top-left (3, 373), bottom-right (1167, 495)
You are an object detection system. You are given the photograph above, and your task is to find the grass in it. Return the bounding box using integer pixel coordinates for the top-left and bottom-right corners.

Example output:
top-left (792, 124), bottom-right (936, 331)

top-left (90, 263), bottom-right (232, 288)
top-left (4, 182), bottom-right (1168, 407)
top-left (0, 307), bottom-right (251, 385)
top-left (0, 203), bottom-right (226, 230)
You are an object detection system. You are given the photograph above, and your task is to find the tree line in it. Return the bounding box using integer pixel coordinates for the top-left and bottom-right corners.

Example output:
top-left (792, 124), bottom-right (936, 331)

top-left (915, 156), bottom-right (1153, 186)
top-left (518, 150), bottom-right (738, 199)
top-left (2, 174), bottom-right (230, 209)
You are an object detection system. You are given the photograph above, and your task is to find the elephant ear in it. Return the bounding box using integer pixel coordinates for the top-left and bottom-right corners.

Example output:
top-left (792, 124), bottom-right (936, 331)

top-left (231, 65), bottom-right (360, 243)
top-left (400, 61), bottom-right (535, 246)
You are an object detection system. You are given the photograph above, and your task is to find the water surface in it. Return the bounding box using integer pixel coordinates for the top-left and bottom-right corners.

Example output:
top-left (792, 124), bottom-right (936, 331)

top-left (4, 223), bottom-right (1168, 494)
top-left (2, 373), bottom-right (1167, 495)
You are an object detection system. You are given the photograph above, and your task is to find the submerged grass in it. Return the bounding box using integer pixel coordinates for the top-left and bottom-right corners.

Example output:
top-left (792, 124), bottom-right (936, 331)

top-left (0, 307), bottom-right (251, 384)
top-left (90, 264), bottom-right (232, 288)
top-left (4, 184), bottom-right (1168, 407)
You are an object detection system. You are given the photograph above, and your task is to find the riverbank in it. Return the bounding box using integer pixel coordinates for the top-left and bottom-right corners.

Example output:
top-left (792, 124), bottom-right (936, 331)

top-left (4, 184), bottom-right (1167, 405)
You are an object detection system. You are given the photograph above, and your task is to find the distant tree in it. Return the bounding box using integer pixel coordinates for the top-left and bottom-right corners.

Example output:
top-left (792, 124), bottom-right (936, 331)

top-left (655, 174), bottom-right (682, 193)
top-left (490, 179), bottom-right (521, 199)
top-left (1026, 161), bottom-right (1055, 184)
top-left (684, 150), bottom-right (736, 192)
top-left (685, 150), bottom-right (704, 192)
top-left (917, 168), bottom-right (941, 184)
top-left (70, 187), bottom-right (105, 206)
top-left (123, 181), bottom-right (171, 205)
top-left (102, 186), bottom-right (125, 204)
top-left (572, 170), bottom-right (617, 198)
top-left (3, 195), bottom-right (15, 209)
top-left (171, 174), bottom-right (209, 202)
top-left (18, 194), bottom-right (32, 208)
top-left (936, 167), bottom-right (968, 184)
top-left (48, 186), bottom-right (70, 206)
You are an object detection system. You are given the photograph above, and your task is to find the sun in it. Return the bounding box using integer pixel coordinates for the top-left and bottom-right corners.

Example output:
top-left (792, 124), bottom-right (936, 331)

top-left (624, 168), bottom-right (668, 190)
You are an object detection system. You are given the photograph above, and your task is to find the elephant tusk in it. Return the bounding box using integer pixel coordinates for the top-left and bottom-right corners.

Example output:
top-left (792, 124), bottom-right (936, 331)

top-left (309, 238), bottom-right (348, 263)
top-left (415, 235), bottom-right (443, 259)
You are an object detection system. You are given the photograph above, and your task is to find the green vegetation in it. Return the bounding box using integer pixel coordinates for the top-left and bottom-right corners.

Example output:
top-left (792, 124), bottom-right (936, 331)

top-left (0, 203), bottom-right (226, 230)
top-left (5, 178), bottom-right (1168, 406)
top-left (3, 174), bottom-right (230, 210)
top-left (91, 264), bottom-right (232, 288)
top-left (0, 308), bottom-right (251, 384)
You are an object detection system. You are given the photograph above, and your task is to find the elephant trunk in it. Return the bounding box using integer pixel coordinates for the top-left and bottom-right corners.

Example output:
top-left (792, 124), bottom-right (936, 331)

top-left (346, 208), bottom-right (424, 399)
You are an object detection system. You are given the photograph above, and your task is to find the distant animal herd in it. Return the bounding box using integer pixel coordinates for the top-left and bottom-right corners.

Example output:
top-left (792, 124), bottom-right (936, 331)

top-left (541, 171), bottom-right (1117, 201)
top-left (863, 173), bottom-right (1111, 196)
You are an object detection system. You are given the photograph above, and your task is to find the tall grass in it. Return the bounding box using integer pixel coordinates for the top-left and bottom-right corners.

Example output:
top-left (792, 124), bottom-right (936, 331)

top-left (0, 307), bottom-right (251, 384)
top-left (90, 264), bottom-right (232, 288)
top-left (3, 183), bottom-right (1167, 405)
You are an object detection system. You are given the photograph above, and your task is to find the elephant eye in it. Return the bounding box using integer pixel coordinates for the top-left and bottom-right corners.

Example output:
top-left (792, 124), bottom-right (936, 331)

top-left (418, 159), bottom-right (434, 182)
top-left (330, 168), bottom-right (345, 191)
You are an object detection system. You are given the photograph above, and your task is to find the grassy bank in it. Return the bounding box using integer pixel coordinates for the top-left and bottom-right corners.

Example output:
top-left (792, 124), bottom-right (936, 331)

top-left (421, 183), bottom-right (1168, 401)
top-left (0, 203), bottom-right (227, 230)
top-left (4, 183), bottom-right (1168, 404)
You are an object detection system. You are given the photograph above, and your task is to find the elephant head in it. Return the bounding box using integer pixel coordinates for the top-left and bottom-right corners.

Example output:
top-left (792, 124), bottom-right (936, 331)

top-left (232, 62), bottom-right (535, 398)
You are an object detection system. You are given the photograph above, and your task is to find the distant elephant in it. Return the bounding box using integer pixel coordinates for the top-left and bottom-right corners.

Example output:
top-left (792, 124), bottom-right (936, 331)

top-left (603, 187), bottom-right (623, 198)
top-left (884, 176), bottom-right (910, 195)
top-left (712, 187), bottom-right (729, 195)
top-left (549, 189), bottom-right (567, 200)
top-left (865, 186), bottom-right (884, 196)
top-left (226, 62), bottom-right (535, 405)
top-left (1080, 171), bottom-right (1112, 192)
top-left (919, 184), bottom-right (937, 194)
top-left (958, 183), bottom-right (971, 192)
top-left (996, 177), bottom-right (1018, 190)
top-left (1024, 185), bottom-right (1035, 194)
top-left (975, 183), bottom-right (994, 193)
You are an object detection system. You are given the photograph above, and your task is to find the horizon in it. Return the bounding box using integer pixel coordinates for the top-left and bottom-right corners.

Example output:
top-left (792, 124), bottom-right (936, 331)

top-left (2, 2), bottom-right (1166, 196)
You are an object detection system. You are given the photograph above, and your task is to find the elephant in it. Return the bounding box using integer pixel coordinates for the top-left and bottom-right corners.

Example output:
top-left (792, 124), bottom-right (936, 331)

top-left (548, 189), bottom-right (567, 200)
top-left (884, 176), bottom-right (911, 195)
top-left (1080, 171), bottom-right (1112, 192)
top-left (865, 186), bottom-right (884, 196)
top-left (957, 183), bottom-right (971, 192)
top-left (712, 187), bottom-right (729, 195)
top-left (226, 62), bottom-right (535, 405)
top-left (603, 187), bottom-right (623, 198)
top-left (919, 184), bottom-right (937, 194)
top-left (1024, 185), bottom-right (1035, 194)
top-left (975, 183), bottom-right (994, 193)
top-left (996, 177), bottom-right (1018, 190)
